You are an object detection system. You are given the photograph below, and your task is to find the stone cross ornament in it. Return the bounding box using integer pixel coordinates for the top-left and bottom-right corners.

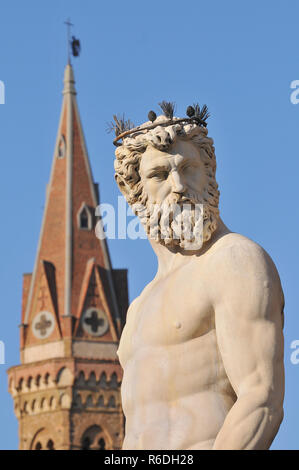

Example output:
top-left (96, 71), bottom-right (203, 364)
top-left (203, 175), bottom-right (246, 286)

top-left (82, 308), bottom-right (109, 337)
top-left (112, 102), bottom-right (285, 450)
top-left (33, 312), bottom-right (55, 339)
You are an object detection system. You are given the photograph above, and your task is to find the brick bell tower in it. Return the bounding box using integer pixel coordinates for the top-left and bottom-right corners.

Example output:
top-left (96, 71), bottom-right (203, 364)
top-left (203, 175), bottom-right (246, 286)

top-left (7, 63), bottom-right (128, 450)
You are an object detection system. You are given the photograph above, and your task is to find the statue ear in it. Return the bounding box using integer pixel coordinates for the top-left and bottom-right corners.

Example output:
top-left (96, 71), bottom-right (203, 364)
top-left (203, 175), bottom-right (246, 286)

top-left (115, 174), bottom-right (131, 198)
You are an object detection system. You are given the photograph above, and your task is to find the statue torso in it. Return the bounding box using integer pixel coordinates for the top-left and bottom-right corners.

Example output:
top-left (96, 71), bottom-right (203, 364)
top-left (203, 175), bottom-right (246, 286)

top-left (118, 238), bottom-right (238, 450)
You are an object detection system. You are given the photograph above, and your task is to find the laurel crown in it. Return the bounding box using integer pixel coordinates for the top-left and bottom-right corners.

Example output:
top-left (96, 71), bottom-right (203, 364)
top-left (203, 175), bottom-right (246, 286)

top-left (107, 101), bottom-right (210, 146)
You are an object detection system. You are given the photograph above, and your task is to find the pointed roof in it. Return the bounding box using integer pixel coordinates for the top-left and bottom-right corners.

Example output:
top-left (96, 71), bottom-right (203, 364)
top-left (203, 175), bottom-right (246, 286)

top-left (22, 64), bottom-right (122, 352)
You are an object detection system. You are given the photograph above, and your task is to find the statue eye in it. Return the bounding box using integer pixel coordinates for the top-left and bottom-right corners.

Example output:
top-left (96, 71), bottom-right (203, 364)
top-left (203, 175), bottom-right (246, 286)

top-left (150, 171), bottom-right (168, 180)
top-left (182, 163), bottom-right (197, 173)
top-left (182, 163), bottom-right (192, 171)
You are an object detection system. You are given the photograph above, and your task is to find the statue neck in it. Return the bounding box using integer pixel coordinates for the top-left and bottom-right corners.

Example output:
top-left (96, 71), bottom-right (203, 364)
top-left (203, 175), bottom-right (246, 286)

top-left (149, 218), bottom-right (230, 278)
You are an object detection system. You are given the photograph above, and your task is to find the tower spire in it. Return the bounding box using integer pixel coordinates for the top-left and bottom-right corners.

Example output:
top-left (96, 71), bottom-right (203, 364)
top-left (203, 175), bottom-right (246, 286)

top-left (63, 63), bottom-right (76, 95)
top-left (7, 62), bottom-right (128, 450)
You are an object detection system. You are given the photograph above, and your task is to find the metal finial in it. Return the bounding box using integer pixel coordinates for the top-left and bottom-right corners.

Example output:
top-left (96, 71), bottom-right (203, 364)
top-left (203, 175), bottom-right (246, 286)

top-left (64, 18), bottom-right (74, 64)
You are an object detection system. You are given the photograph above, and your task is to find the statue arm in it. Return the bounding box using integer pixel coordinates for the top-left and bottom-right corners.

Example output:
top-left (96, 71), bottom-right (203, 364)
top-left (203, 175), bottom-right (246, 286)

top-left (212, 242), bottom-right (284, 450)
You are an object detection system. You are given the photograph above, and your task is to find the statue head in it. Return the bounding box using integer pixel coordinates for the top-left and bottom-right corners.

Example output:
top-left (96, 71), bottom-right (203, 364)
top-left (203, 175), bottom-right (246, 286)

top-left (114, 115), bottom-right (220, 250)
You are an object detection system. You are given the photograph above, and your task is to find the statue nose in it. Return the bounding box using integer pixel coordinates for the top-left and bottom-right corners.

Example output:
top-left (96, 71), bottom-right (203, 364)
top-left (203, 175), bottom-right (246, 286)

top-left (171, 170), bottom-right (185, 194)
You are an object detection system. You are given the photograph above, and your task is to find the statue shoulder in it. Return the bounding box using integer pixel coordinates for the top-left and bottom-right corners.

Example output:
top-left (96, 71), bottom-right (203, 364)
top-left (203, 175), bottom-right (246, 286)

top-left (127, 295), bottom-right (141, 316)
top-left (207, 232), bottom-right (284, 308)
top-left (209, 232), bottom-right (275, 272)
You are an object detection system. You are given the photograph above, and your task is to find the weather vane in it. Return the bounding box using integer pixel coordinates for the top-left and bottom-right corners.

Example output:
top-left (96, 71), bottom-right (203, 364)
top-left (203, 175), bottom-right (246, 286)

top-left (64, 18), bottom-right (81, 64)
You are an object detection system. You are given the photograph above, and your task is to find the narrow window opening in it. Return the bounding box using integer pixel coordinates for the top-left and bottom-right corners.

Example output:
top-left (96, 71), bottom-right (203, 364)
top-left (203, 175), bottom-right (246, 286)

top-left (47, 439), bottom-right (54, 450)
top-left (80, 209), bottom-right (89, 229)
top-left (57, 135), bottom-right (66, 159)
top-left (107, 396), bottom-right (116, 408)
top-left (82, 437), bottom-right (91, 450)
top-left (98, 438), bottom-right (106, 450)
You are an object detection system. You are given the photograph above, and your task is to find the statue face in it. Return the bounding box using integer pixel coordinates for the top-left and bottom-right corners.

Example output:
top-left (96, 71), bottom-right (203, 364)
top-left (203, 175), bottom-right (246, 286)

top-left (136, 139), bottom-right (211, 250)
top-left (139, 140), bottom-right (207, 205)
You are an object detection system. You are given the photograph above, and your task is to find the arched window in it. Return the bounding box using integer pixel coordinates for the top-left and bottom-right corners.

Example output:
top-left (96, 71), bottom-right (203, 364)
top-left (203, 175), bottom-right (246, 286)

top-left (81, 425), bottom-right (110, 450)
top-left (107, 396), bottom-right (116, 408)
top-left (85, 395), bottom-right (93, 408)
top-left (57, 135), bottom-right (66, 159)
top-left (49, 396), bottom-right (56, 410)
top-left (88, 371), bottom-right (96, 387)
top-left (97, 395), bottom-right (104, 407)
top-left (27, 376), bottom-right (32, 390)
top-left (18, 378), bottom-right (23, 391)
top-left (74, 393), bottom-right (82, 408)
top-left (98, 372), bottom-right (107, 389)
top-left (77, 203), bottom-right (92, 230)
top-left (47, 439), bottom-right (54, 450)
top-left (80, 209), bottom-right (89, 229)
top-left (109, 372), bottom-right (118, 389)
top-left (76, 371), bottom-right (86, 386)
top-left (30, 428), bottom-right (50, 451)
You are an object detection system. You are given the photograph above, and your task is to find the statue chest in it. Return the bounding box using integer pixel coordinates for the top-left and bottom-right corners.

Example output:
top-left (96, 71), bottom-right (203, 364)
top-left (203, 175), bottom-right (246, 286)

top-left (118, 266), bottom-right (214, 366)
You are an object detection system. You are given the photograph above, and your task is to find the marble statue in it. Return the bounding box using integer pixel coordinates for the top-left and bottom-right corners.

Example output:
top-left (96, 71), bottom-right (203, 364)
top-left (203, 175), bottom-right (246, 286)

top-left (113, 106), bottom-right (285, 450)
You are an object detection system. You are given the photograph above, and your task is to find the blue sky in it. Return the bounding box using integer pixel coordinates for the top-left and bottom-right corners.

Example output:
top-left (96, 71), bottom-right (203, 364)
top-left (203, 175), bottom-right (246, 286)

top-left (0, 0), bottom-right (298, 450)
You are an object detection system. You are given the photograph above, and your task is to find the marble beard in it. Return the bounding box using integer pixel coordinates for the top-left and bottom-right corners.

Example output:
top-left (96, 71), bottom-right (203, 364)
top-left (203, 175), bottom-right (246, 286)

top-left (114, 117), bottom-right (219, 250)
